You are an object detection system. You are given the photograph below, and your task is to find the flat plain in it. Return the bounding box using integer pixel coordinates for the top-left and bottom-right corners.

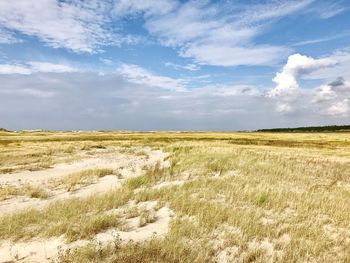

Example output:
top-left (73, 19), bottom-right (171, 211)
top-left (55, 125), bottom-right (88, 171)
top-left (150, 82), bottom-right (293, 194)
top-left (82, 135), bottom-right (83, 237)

top-left (0, 131), bottom-right (349, 262)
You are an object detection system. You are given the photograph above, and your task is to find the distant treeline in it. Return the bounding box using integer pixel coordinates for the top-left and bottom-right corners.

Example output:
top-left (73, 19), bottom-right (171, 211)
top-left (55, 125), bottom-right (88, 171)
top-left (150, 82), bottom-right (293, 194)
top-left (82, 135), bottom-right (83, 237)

top-left (256, 125), bottom-right (350, 132)
top-left (0, 128), bottom-right (9, 132)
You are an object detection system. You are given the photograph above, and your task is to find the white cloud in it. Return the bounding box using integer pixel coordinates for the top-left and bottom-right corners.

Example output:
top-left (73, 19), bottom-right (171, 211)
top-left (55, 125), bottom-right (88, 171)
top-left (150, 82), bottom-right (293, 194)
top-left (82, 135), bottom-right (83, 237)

top-left (275, 103), bottom-right (293, 113)
top-left (119, 0), bottom-right (312, 67)
top-left (0, 62), bottom-right (76, 74)
top-left (181, 44), bottom-right (289, 67)
top-left (0, 87), bottom-right (55, 98)
top-left (165, 62), bottom-right (200, 71)
top-left (0, 64), bottom-right (32, 74)
top-left (0, 0), bottom-right (119, 53)
top-left (268, 53), bottom-right (336, 98)
top-left (306, 0), bottom-right (348, 19)
top-left (265, 53), bottom-right (350, 117)
top-left (0, 27), bottom-right (22, 44)
top-left (28, 62), bottom-right (76, 73)
top-left (117, 63), bottom-right (186, 91)
top-left (313, 84), bottom-right (337, 103)
top-left (292, 30), bottom-right (350, 46)
top-left (306, 50), bottom-right (350, 80)
top-left (235, 0), bottom-right (315, 25)
top-left (114, 0), bottom-right (177, 17)
top-left (0, 0), bottom-right (346, 61)
top-left (183, 64), bottom-right (200, 71)
top-left (0, 65), bottom-right (349, 130)
top-left (325, 99), bottom-right (349, 115)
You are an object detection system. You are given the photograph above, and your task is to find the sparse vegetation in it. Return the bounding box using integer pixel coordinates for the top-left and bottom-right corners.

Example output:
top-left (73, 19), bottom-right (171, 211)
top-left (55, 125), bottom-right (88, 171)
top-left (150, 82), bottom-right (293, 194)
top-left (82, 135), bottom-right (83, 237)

top-left (125, 175), bottom-right (149, 189)
top-left (138, 209), bottom-right (157, 227)
top-left (0, 187), bottom-right (132, 241)
top-left (0, 131), bottom-right (349, 262)
top-left (56, 168), bottom-right (116, 192)
top-left (0, 184), bottom-right (49, 200)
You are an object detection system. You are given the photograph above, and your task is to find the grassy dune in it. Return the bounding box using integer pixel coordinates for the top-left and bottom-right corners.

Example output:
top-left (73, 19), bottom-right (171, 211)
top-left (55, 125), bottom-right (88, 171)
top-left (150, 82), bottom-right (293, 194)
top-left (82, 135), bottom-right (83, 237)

top-left (0, 131), bottom-right (349, 262)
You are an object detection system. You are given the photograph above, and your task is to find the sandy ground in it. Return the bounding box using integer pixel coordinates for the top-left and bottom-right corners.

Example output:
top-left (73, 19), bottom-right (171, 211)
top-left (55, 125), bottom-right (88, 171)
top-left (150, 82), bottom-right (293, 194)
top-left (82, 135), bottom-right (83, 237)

top-left (0, 147), bottom-right (167, 215)
top-left (0, 148), bottom-right (166, 185)
top-left (0, 147), bottom-right (173, 263)
top-left (0, 205), bottom-right (173, 263)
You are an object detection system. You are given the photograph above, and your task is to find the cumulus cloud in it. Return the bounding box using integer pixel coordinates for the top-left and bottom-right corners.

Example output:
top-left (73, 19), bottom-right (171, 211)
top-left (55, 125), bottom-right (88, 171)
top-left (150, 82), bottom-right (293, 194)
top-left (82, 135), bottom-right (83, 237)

top-left (306, 50), bottom-right (350, 80)
top-left (325, 99), bottom-right (349, 116)
top-left (268, 53), bottom-right (336, 98)
top-left (265, 53), bottom-right (350, 117)
top-left (315, 77), bottom-right (350, 116)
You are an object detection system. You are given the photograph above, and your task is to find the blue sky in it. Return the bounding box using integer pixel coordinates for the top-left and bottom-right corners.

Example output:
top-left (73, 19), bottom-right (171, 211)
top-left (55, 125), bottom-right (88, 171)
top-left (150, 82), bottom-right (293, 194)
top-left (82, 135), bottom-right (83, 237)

top-left (0, 0), bottom-right (350, 130)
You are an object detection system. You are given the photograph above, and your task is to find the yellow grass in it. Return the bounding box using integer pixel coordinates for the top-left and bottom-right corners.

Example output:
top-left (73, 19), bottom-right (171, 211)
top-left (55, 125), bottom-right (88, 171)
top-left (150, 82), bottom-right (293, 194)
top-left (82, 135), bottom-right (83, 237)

top-left (0, 184), bottom-right (49, 200)
top-left (0, 131), bottom-right (349, 262)
top-left (55, 168), bottom-right (116, 192)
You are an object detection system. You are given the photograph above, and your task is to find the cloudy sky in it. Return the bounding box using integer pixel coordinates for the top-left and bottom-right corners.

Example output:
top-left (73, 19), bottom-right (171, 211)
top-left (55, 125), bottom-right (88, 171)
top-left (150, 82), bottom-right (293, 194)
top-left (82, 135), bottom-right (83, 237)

top-left (0, 0), bottom-right (349, 131)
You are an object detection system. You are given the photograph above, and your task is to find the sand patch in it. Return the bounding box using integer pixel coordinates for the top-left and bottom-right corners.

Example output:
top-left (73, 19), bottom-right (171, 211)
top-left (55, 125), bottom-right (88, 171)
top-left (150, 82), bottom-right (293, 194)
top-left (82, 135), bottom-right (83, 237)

top-left (0, 206), bottom-right (173, 263)
top-left (0, 148), bottom-right (166, 185)
top-left (0, 148), bottom-right (168, 215)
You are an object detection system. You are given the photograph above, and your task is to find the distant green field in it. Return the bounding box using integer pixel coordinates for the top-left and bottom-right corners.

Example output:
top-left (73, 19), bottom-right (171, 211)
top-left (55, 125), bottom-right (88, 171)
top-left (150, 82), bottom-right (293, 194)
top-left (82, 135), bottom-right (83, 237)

top-left (257, 125), bottom-right (350, 132)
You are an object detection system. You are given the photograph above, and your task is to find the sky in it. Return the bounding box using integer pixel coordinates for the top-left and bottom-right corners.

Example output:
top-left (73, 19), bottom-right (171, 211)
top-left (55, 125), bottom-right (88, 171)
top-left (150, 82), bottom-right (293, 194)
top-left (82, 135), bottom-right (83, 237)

top-left (0, 0), bottom-right (350, 131)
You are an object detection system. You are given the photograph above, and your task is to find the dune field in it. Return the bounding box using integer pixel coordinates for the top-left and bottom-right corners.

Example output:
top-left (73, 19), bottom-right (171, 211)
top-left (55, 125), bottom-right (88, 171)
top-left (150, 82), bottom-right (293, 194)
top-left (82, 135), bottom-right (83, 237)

top-left (0, 131), bottom-right (349, 262)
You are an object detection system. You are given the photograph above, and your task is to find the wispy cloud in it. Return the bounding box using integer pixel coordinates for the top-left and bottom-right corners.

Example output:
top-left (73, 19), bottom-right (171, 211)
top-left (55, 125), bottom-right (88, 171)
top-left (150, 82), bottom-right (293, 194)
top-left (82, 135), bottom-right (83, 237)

top-left (292, 30), bottom-right (350, 46)
top-left (0, 27), bottom-right (22, 44)
top-left (165, 62), bottom-right (200, 71)
top-left (0, 0), bottom-right (121, 53)
top-left (117, 63), bottom-right (186, 91)
top-left (0, 61), bottom-right (76, 74)
top-left (114, 0), bottom-right (177, 17)
top-left (180, 44), bottom-right (289, 67)
top-left (0, 0), bottom-right (347, 58)
top-left (306, 0), bottom-right (348, 19)
top-left (0, 64), bottom-right (32, 74)
top-left (234, 0), bottom-right (315, 25)
top-left (119, 0), bottom-right (313, 67)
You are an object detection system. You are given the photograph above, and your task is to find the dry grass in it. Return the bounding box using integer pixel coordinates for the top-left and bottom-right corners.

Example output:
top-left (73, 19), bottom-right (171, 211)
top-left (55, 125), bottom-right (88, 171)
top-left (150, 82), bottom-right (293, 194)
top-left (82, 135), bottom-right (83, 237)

top-left (138, 208), bottom-right (157, 227)
top-left (0, 131), bottom-right (349, 262)
top-left (0, 184), bottom-right (49, 200)
top-left (0, 187), bottom-right (132, 242)
top-left (54, 168), bottom-right (116, 192)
